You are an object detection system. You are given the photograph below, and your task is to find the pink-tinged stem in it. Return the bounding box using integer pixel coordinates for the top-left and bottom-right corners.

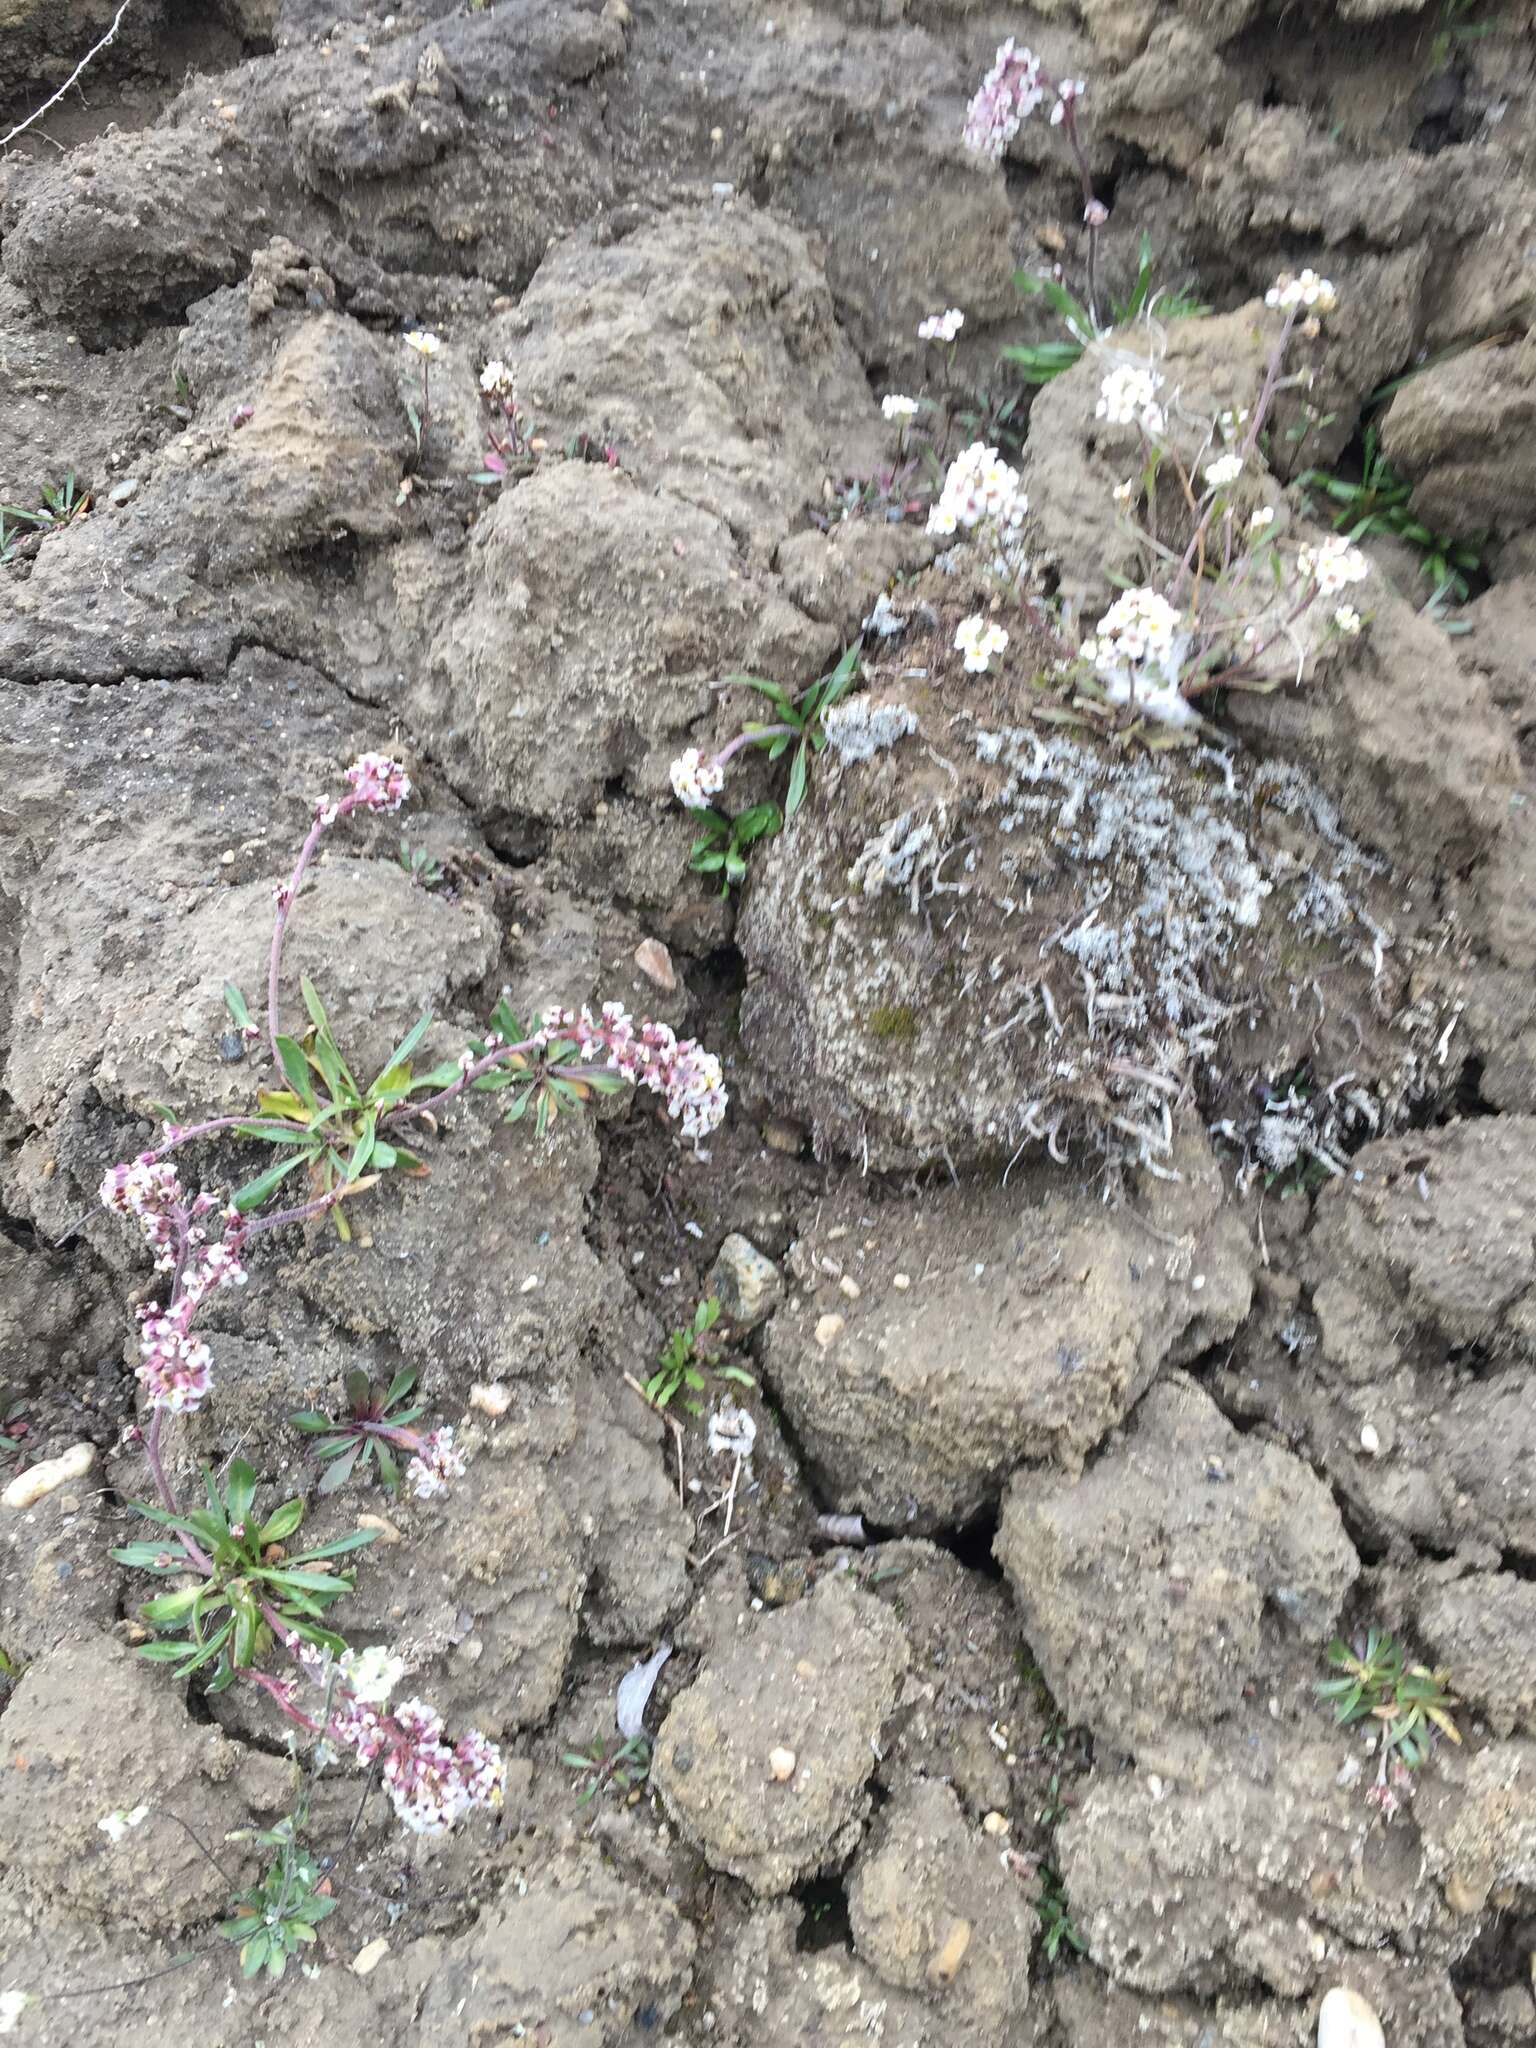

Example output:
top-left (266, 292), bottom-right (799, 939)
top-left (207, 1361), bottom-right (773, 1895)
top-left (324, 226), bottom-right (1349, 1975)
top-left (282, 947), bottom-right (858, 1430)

top-left (268, 794), bottom-right (365, 1069)
top-left (147, 1114), bottom-right (262, 1162)
top-left (1059, 103), bottom-right (1101, 331)
top-left (381, 1034), bottom-right (541, 1129)
top-left (238, 1182), bottom-right (351, 1243)
top-left (710, 722), bottom-right (797, 773)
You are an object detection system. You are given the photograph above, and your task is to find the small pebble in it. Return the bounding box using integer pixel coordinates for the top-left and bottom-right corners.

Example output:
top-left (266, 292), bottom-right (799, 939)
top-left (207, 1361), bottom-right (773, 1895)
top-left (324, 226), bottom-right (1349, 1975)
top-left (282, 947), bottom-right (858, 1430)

top-left (893, 1272), bottom-right (911, 1291)
top-left (470, 1381), bottom-right (512, 1417)
top-left (981, 1810), bottom-right (1009, 1836)
top-left (768, 1746), bottom-right (796, 1781)
top-left (925, 1918), bottom-right (971, 1986)
top-left (356, 1512), bottom-right (402, 1544)
top-left (1359, 1423), bottom-right (1381, 1455)
top-left (838, 1275), bottom-right (860, 1301)
top-left (352, 1936), bottom-right (390, 1977)
top-left (4, 1443), bottom-right (95, 1510)
top-left (814, 1313), bottom-right (844, 1348)
top-left (1316, 1985), bottom-right (1384, 2048)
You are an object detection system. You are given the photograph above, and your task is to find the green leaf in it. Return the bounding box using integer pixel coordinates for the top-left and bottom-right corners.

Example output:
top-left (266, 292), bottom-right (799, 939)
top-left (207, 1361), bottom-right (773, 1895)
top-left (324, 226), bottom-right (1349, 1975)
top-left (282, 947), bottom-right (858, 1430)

top-left (257, 1498), bottom-right (304, 1545)
top-left (140, 1585), bottom-right (205, 1624)
top-left (731, 673), bottom-right (799, 721)
top-left (300, 976), bottom-right (332, 1037)
top-left (379, 1012), bottom-right (433, 1079)
top-left (289, 1410), bottom-right (336, 1434)
top-left (411, 1060), bottom-right (465, 1091)
top-left (233, 1147), bottom-right (311, 1214)
top-left (224, 984), bottom-right (255, 1034)
top-left (383, 1365), bottom-right (418, 1409)
top-left (344, 1109), bottom-right (378, 1184)
top-left (276, 1035), bottom-right (319, 1111)
top-left (224, 1460), bottom-right (257, 1531)
top-left (289, 1527), bottom-right (377, 1562)
top-left (112, 1541), bottom-right (183, 1570)
top-left (784, 742), bottom-right (810, 821)
top-left (262, 1568), bottom-right (355, 1594)
top-left (316, 1448), bottom-right (362, 1495)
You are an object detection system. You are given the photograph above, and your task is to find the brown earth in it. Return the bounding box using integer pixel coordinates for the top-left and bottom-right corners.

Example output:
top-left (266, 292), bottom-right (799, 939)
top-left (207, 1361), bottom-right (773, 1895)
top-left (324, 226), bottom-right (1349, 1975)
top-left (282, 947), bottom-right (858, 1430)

top-left (3, 1), bottom-right (1536, 2043)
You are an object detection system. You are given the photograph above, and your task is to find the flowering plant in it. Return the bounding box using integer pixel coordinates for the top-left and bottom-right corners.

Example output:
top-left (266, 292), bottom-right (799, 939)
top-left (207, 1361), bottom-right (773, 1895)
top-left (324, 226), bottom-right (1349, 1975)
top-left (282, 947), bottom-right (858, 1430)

top-left (670, 640), bottom-right (861, 824)
top-left (92, 752), bottom-right (728, 1845)
top-left (470, 357), bottom-right (536, 485)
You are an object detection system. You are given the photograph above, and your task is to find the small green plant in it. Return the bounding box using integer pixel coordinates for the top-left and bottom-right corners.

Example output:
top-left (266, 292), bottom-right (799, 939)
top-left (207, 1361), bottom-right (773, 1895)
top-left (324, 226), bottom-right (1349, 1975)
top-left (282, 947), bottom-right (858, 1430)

top-left (1296, 422), bottom-right (1483, 601)
top-left (0, 1387), bottom-right (26, 1456)
top-left (397, 837), bottom-right (444, 889)
top-left (1, 471), bottom-right (91, 533)
top-left (670, 641), bottom-right (862, 827)
top-left (562, 1732), bottom-right (652, 1804)
top-left (1003, 234), bottom-right (1209, 386)
top-left (688, 800), bottom-right (782, 896)
top-left (644, 1297), bottom-right (755, 1415)
top-left (291, 1366), bottom-right (433, 1495)
top-left (220, 1801), bottom-right (337, 1980)
top-left (1425, 0), bottom-right (1498, 71)
top-left (1318, 1629), bottom-right (1461, 1813)
top-left (1037, 1866), bottom-right (1087, 1963)
top-left (222, 978), bottom-right (451, 1242)
top-left (113, 1459), bottom-right (375, 1689)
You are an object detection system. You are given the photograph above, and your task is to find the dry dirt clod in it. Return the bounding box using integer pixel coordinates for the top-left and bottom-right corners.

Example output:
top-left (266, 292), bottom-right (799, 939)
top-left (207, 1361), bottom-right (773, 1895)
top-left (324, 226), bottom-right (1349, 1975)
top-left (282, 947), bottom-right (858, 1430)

top-left (768, 1745), bottom-right (797, 1781)
top-left (633, 937), bottom-right (676, 989)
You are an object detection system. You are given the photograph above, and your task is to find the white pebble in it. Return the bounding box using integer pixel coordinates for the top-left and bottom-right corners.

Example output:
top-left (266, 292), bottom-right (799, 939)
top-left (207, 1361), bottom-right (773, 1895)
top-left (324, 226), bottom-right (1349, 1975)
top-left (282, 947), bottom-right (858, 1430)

top-left (1317, 1986), bottom-right (1385, 2048)
top-left (3, 1443), bottom-right (95, 1509)
top-left (1359, 1424), bottom-right (1381, 1456)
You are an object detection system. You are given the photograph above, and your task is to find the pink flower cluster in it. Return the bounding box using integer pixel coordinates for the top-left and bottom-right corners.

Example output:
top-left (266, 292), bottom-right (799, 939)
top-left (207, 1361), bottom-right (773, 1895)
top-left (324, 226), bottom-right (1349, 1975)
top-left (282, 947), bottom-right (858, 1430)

top-left (343, 753), bottom-right (412, 813)
top-left (406, 1425), bottom-right (467, 1501)
top-left (538, 1001), bottom-right (728, 1140)
top-left (325, 1684), bottom-right (503, 1833)
top-left (100, 1158), bottom-right (248, 1415)
top-left (963, 39), bottom-right (1046, 159)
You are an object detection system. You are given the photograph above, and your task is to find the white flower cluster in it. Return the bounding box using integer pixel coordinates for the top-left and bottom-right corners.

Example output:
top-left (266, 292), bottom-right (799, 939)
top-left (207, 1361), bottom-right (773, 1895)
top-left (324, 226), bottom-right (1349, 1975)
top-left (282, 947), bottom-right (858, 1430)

top-left (1265, 269), bottom-right (1338, 315)
top-left (670, 747), bottom-right (725, 810)
top-left (955, 615), bottom-right (1009, 674)
top-left (1095, 362), bottom-right (1165, 436)
top-left (340, 1645), bottom-right (408, 1705)
top-left (1081, 587), bottom-right (1196, 730)
top-left (480, 358), bottom-right (515, 396)
top-left (1297, 534), bottom-right (1369, 596)
top-left (918, 308), bottom-right (964, 344)
top-left (927, 441), bottom-right (1027, 538)
top-left (1205, 452), bottom-right (1244, 491)
top-left (1333, 604), bottom-right (1363, 636)
top-left (403, 330), bottom-right (441, 357)
top-left (881, 393), bottom-right (920, 421)
top-left (962, 39), bottom-right (1046, 159)
top-left (407, 1425), bottom-right (467, 1500)
top-left (1250, 506), bottom-right (1276, 534)
top-left (1049, 78), bottom-right (1085, 127)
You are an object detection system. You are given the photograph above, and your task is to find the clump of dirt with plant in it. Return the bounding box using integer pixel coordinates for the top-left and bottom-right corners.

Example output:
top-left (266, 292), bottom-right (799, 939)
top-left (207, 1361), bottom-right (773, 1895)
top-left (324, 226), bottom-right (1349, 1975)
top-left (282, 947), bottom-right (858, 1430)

top-left (3, 2), bottom-right (1536, 2044)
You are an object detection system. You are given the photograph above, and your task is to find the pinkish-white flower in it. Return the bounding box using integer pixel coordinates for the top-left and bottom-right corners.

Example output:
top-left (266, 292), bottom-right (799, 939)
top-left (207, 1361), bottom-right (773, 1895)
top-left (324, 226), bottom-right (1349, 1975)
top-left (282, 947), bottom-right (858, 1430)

top-left (407, 1426), bottom-right (467, 1501)
top-left (344, 753), bottom-right (411, 812)
top-left (669, 748), bottom-right (725, 811)
top-left (918, 308), bottom-right (965, 344)
top-left (963, 39), bottom-right (1045, 159)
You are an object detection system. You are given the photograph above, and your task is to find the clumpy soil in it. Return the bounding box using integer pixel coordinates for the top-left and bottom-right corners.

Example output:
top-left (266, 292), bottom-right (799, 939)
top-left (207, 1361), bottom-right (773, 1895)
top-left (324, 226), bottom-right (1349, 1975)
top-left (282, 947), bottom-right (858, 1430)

top-left (3, 1), bottom-right (1536, 2044)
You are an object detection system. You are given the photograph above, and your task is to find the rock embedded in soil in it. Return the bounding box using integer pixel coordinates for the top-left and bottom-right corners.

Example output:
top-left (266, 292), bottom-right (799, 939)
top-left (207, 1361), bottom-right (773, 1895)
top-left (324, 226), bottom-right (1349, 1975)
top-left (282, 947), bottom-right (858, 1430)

top-left (1317, 1985), bottom-right (1386, 2048)
top-left (1059, 1729), bottom-right (1467, 1997)
top-left (652, 1574), bottom-right (908, 1894)
top-left (763, 1138), bottom-right (1251, 1530)
top-left (1417, 1573), bottom-right (1536, 1738)
top-left (410, 1843), bottom-right (696, 2045)
top-left (709, 1232), bottom-right (784, 1332)
top-left (996, 1374), bottom-right (1357, 1756)
top-left (846, 1778), bottom-right (1037, 2044)
top-left (0, 1633), bottom-right (271, 1935)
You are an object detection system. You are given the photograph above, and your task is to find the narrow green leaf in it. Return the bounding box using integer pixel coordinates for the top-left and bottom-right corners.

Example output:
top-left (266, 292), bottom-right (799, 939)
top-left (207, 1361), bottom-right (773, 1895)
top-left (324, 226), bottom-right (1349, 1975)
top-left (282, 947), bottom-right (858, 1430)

top-left (232, 1149), bottom-right (309, 1214)
top-left (275, 1035), bottom-right (319, 1111)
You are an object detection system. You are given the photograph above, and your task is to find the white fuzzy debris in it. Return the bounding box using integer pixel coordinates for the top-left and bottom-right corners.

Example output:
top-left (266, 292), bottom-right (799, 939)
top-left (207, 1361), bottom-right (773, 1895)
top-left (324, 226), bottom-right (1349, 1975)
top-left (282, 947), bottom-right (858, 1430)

top-left (616, 1642), bottom-right (673, 1738)
top-left (97, 1804), bottom-right (150, 1843)
top-left (823, 697), bottom-right (919, 763)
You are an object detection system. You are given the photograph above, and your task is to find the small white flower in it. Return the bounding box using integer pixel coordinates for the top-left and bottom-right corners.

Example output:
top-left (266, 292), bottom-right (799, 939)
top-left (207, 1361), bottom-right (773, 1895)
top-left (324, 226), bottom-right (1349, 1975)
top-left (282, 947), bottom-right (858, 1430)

top-left (1249, 506), bottom-right (1276, 533)
top-left (479, 358), bottom-right (514, 394)
top-left (1333, 604), bottom-right (1363, 636)
top-left (918, 308), bottom-right (965, 344)
top-left (1049, 78), bottom-right (1085, 127)
top-left (340, 1645), bottom-right (407, 1705)
top-left (955, 615), bottom-right (1009, 674)
top-left (97, 1804), bottom-right (151, 1843)
top-left (1217, 406), bottom-right (1250, 442)
top-left (1205, 452), bottom-right (1244, 491)
top-left (0, 1993), bottom-right (28, 2036)
top-left (1264, 268), bottom-right (1338, 316)
top-left (926, 501), bottom-right (958, 537)
top-left (1112, 479), bottom-right (1135, 510)
top-left (1095, 363), bottom-right (1165, 436)
top-left (881, 393), bottom-right (920, 422)
top-left (1297, 534), bottom-right (1369, 596)
top-left (669, 747), bottom-right (725, 811)
top-left (403, 330), bottom-right (441, 356)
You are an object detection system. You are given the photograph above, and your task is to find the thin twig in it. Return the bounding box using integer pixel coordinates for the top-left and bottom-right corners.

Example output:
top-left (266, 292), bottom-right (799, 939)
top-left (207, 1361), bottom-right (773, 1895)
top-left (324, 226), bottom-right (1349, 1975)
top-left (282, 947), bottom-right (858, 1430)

top-left (1, 0), bottom-right (134, 152)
